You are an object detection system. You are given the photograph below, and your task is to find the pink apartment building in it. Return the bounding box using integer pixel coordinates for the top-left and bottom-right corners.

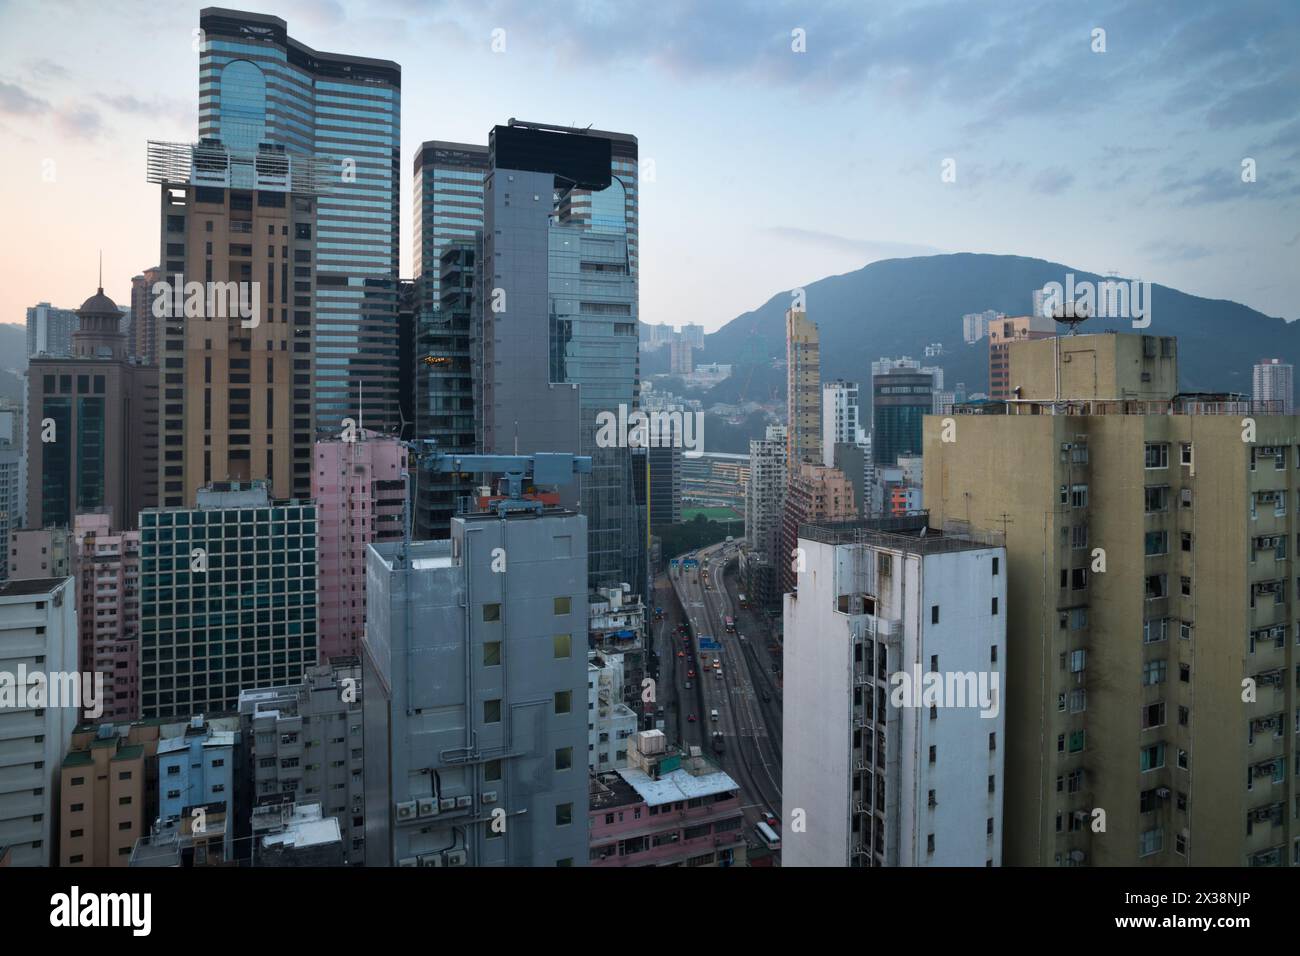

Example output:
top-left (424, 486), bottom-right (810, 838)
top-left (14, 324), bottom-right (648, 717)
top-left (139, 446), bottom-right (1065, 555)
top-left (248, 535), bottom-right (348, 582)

top-left (313, 430), bottom-right (407, 661)
top-left (73, 512), bottom-right (142, 721)
top-left (588, 730), bottom-right (748, 867)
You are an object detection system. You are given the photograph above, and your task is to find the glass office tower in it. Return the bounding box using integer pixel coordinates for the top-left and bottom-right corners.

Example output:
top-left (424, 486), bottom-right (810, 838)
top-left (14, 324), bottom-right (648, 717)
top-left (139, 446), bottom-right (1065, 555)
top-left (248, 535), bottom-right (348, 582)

top-left (198, 9), bottom-right (401, 437)
top-left (478, 121), bottom-right (647, 595)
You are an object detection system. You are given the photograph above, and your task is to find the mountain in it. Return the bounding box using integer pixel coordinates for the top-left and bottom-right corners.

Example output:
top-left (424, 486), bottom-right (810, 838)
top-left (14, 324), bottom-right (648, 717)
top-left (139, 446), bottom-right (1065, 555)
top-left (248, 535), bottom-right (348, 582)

top-left (694, 253), bottom-right (1297, 408)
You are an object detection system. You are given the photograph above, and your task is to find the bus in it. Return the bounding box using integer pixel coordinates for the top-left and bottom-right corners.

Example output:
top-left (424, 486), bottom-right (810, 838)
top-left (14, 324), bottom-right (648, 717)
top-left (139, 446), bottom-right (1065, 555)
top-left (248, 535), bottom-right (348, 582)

top-left (724, 615), bottom-right (736, 634)
top-left (754, 820), bottom-right (781, 850)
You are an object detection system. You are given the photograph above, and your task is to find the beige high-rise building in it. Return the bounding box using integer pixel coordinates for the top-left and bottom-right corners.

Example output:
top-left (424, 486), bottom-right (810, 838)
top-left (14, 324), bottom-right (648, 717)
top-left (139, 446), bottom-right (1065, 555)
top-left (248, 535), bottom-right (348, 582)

top-left (60, 721), bottom-right (164, 867)
top-left (786, 309), bottom-right (821, 471)
top-left (148, 140), bottom-right (322, 507)
top-left (925, 329), bottom-right (1299, 866)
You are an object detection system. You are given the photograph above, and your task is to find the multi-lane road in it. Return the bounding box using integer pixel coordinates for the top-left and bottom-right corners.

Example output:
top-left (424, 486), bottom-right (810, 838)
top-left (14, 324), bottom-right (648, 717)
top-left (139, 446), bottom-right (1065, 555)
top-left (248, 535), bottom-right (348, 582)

top-left (662, 540), bottom-right (784, 848)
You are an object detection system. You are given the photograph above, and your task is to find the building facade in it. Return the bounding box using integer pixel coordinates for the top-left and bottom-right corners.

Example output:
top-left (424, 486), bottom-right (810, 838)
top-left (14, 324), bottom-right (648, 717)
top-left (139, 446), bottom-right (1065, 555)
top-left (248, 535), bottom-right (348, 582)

top-left (26, 303), bottom-right (78, 359)
top-left (139, 481), bottom-right (318, 719)
top-left (779, 462), bottom-right (857, 595)
top-left (363, 507), bottom-right (591, 867)
top-left (0, 577), bottom-right (77, 867)
top-left (197, 8), bottom-right (402, 437)
top-left (986, 314), bottom-right (1054, 400)
top-left (822, 380), bottom-right (861, 467)
top-left (783, 517), bottom-right (1006, 866)
top-left (926, 330), bottom-right (1300, 866)
top-left (25, 286), bottom-right (158, 529)
top-left (786, 308), bottom-right (821, 471)
top-left (313, 430), bottom-right (406, 660)
top-left (129, 267), bottom-right (162, 365)
top-left (871, 367), bottom-right (933, 469)
top-left (73, 512), bottom-right (142, 722)
top-left (1254, 358), bottom-right (1295, 415)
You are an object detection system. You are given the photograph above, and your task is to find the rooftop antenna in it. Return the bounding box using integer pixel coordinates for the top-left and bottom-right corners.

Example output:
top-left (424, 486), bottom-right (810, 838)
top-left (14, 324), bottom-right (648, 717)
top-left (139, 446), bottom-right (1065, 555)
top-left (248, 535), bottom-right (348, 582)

top-left (98, 249), bottom-right (103, 291)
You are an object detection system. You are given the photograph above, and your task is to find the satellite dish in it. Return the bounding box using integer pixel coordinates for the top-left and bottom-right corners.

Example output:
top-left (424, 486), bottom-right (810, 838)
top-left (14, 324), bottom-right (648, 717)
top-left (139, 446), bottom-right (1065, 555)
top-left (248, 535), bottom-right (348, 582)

top-left (1053, 299), bottom-right (1089, 335)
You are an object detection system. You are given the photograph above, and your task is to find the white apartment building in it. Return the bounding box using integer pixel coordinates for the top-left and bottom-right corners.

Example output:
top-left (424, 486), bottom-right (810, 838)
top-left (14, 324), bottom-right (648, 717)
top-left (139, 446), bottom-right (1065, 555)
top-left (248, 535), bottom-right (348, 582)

top-left (0, 577), bottom-right (78, 866)
top-left (745, 424), bottom-right (787, 562)
top-left (822, 381), bottom-right (862, 467)
top-left (783, 516), bottom-right (1005, 867)
top-left (587, 651), bottom-right (637, 772)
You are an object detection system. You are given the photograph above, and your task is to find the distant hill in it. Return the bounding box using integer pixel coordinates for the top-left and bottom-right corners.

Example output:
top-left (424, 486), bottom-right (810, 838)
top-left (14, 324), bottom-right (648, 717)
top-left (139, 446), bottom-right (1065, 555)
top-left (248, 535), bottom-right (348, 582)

top-left (693, 254), bottom-right (1297, 409)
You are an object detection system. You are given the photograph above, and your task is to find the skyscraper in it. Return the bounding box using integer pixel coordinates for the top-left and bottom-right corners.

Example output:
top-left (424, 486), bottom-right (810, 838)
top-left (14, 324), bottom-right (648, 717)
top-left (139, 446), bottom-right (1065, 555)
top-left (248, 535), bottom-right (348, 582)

top-left (412, 141), bottom-right (488, 318)
top-left (1254, 358), bottom-right (1294, 415)
top-left (196, 8), bottom-right (402, 437)
top-left (786, 308), bottom-right (821, 470)
top-left (477, 121), bottom-right (645, 594)
top-left (25, 284), bottom-right (159, 529)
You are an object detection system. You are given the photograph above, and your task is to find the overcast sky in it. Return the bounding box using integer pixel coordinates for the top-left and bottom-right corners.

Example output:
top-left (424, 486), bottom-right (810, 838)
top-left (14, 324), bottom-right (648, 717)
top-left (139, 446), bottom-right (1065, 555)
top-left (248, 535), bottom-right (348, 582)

top-left (1, 0), bottom-right (1297, 331)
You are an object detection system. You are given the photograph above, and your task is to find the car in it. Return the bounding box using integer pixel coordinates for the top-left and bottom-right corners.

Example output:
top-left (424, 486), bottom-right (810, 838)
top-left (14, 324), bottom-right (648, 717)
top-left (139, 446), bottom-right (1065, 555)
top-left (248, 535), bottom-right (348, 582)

top-left (687, 669), bottom-right (695, 678)
top-left (763, 812), bottom-right (779, 829)
top-left (715, 670), bottom-right (722, 680)
top-left (677, 650), bottom-right (685, 658)
top-left (684, 680), bottom-right (692, 689)
top-left (687, 713), bottom-right (697, 722)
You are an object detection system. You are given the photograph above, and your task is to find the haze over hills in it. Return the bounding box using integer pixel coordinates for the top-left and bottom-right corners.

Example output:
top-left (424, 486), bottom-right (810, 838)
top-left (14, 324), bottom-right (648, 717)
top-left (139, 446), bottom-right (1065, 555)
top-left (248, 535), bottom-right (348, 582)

top-left (673, 254), bottom-right (1299, 410)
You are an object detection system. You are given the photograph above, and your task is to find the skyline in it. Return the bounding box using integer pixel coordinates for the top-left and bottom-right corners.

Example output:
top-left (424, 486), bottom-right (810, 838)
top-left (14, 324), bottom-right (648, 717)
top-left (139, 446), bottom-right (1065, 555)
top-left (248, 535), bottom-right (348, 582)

top-left (0, 0), bottom-right (1297, 333)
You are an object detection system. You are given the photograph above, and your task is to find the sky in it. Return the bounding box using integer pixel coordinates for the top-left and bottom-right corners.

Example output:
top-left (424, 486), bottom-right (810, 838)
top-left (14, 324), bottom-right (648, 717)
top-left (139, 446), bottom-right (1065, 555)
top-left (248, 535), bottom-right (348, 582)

top-left (1, 0), bottom-right (1297, 332)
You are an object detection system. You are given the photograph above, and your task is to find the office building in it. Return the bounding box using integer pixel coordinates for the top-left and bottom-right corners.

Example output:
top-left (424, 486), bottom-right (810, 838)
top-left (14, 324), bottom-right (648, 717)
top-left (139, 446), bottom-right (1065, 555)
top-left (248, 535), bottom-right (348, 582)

top-left (872, 367), bottom-right (933, 468)
top-left (363, 506), bottom-right (590, 867)
top-left (588, 730), bottom-right (746, 867)
top-left (0, 577), bottom-right (77, 867)
top-left (779, 462), bottom-right (856, 595)
top-left (196, 8), bottom-right (402, 437)
top-left (414, 243), bottom-right (477, 539)
top-left (925, 330), bottom-right (1300, 866)
top-left (783, 515), bottom-right (1006, 866)
top-left (313, 431), bottom-right (406, 660)
top-left (129, 267), bottom-right (163, 365)
top-left (26, 303), bottom-right (78, 358)
top-left (477, 120), bottom-right (645, 594)
top-left (238, 660), bottom-right (365, 864)
top-left (25, 283), bottom-right (158, 529)
top-left (72, 513), bottom-right (142, 722)
top-left (412, 141), bottom-right (488, 318)
top-left (1254, 358), bottom-right (1294, 415)
top-left (138, 481), bottom-right (318, 719)
top-left (786, 308), bottom-right (821, 470)
top-left (648, 409), bottom-right (683, 528)
top-left (823, 380), bottom-right (862, 467)
top-left (987, 314), bottom-right (1055, 400)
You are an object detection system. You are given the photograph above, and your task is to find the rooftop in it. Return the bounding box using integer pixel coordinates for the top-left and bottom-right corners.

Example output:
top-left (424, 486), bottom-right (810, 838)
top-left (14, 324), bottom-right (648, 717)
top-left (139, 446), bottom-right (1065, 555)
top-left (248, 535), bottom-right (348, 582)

top-left (947, 394), bottom-right (1286, 418)
top-left (801, 513), bottom-right (1003, 554)
top-left (0, 577), bottom-right (68, 598)
top-left (617, 763), bottom-right (739, 807)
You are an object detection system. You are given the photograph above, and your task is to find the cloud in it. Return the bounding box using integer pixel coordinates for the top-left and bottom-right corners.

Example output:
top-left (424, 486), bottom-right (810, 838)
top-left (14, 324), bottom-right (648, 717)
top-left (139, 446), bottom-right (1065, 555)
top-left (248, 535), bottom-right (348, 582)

top-left (762, 228), bottom-right (945, 260)
top-left (1140, 239), bottom-right (1213, 262)
top-left (53, 103), bottom-right (103, 139)
top-left (1158, 164), bottom-right (1300, 206)
top-left (1030, 167), bottom-right (1074, 196)
top-left (0, 80), bottom-right (49, 116)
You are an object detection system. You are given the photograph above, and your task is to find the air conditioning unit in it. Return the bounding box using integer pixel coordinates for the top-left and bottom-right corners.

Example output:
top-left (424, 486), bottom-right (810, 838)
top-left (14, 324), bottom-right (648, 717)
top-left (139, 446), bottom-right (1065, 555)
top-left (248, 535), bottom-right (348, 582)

top-left (455, 795), bottom-right (473, 809)
top-left (445, 849), bottom-right (467, 867)
top-left (418, 853), bottom-right (444, 867)
top-left (417, 797), bottom-right (437, 817)
top-left (1068, 849), bottom-right (1086, 863)
top-left (396, 801), bottom-right (417, 822)
top-left (439, 797), bottom-right (456, 812)
top-left (481, 791), bottom-right (498, 804)
top-left (397, 857), bottom-right (419, 867)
